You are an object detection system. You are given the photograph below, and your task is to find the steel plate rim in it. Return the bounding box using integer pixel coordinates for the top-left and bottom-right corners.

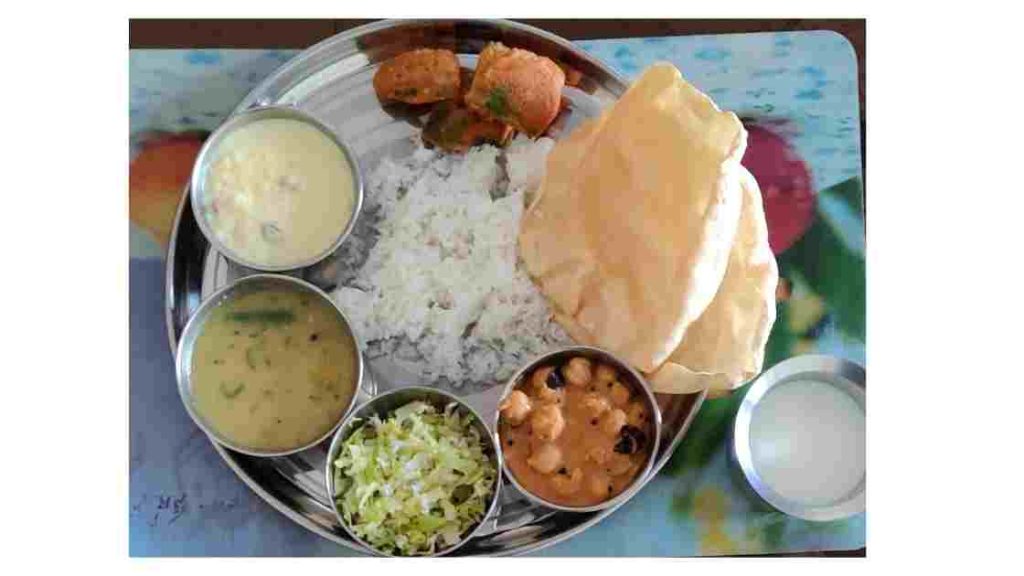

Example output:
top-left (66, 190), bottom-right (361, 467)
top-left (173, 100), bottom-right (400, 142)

top-left (162, 18), bottom-right (708, 556)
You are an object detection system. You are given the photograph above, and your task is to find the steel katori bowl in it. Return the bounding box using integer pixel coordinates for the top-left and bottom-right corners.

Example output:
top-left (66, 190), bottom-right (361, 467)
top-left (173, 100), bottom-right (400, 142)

top-left (731, 354), bottom-right (866, 522)
top-left (189, 105), bottom-right (364, 272)
top-left (174, 273), bottom-right (364, 457)
top-left (493, 345), bottom-right (662, 514)
top-left (325, 386), bottom-right (503, 557)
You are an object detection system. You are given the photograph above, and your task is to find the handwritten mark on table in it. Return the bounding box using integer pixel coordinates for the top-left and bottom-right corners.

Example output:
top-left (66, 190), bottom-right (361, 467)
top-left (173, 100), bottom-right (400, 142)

top-left (131, 492), bottom-right (244, 530)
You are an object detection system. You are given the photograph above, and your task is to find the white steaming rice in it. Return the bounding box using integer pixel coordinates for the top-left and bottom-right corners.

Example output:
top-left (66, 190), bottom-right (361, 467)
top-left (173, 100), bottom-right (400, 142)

top-left (332, 136), bottom-right (570, 386)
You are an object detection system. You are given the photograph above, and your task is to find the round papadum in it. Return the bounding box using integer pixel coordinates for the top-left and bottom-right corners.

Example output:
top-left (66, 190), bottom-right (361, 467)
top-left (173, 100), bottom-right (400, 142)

top-left (518, 63), bottom-right (777, 393)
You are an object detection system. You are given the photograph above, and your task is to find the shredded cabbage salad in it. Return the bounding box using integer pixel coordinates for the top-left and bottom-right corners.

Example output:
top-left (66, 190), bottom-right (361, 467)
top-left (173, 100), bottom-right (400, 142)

top-left (332, 400), bottom-right (497, 555)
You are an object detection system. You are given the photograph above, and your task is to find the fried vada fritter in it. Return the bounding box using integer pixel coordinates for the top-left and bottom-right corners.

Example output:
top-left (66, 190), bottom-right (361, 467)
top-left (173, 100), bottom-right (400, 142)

top-left (465, 42), bottom-right (566, 137)
top-left (372, 48), bottom-right (461, 104)
top-left (473, 41), bottom-right (513, 79)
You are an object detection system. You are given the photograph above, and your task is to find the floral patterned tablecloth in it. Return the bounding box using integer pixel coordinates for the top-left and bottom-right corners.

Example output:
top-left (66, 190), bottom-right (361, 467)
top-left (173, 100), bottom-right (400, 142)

top-left (129, 30), bottom-right (865, 556)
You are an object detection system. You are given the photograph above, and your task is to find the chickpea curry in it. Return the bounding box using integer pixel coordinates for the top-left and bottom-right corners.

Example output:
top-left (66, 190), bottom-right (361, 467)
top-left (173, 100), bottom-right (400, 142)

top-left (498, 356), bottom-right (654, 507)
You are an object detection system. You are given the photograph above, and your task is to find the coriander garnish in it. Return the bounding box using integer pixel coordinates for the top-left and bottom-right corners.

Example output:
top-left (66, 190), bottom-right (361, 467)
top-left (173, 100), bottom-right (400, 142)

top-left (227, 309), bottom-right (296, 325)
top-left (485, 86), bottom-right (510, 117)
top-left (219, 381), bottom-right (245, 399)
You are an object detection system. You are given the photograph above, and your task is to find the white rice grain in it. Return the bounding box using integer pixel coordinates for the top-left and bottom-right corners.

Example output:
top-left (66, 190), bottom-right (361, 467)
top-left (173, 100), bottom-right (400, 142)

top-left (332, 136), bottom-right (570, 386)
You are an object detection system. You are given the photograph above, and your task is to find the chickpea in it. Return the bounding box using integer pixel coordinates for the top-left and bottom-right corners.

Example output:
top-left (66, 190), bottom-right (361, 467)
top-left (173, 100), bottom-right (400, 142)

top-left (530, 366), bottom-right (563, 404)
top-left (539, 387), bottom-right (563, 404)
top-left (531, 366), bottom-right (552, 389)
top-left (599, 408), bottom-right (628, 437)
top-left (606, 453), bottom-right (636, 476)
top-left (581, 393), bottom-right (611, 419)
top-left (587, 470), bottom-right (613, 498)
top-left (562, 357), bottom-right (593, 387)
top-left (594, 363), bottom-right (617, 386)
top-left (587, 443), bottom-right (612, 465)
top-left (499, 390), bottom-right (532, 426)
top-left (609, 380), bottom-right (632, 407)
top-left (527, 442), bottom-right (563, 474)
top-left (626, 401), bottom-right (649, 427)
top-left (551, 467), bottom-right (584, 495)
top-left (530, 403), bottom-right (565, 441)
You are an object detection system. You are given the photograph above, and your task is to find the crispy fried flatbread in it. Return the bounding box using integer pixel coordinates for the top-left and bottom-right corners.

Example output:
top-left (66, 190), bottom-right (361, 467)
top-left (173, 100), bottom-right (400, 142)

top-left (647, 166), bottom-right (778, 394)
top-left (518, 63), bottom-right (777, 393)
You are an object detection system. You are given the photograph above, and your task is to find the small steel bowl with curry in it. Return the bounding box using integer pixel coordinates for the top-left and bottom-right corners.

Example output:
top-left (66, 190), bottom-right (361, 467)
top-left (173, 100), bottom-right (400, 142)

top-left (494, 346), bottom-right (661, 512)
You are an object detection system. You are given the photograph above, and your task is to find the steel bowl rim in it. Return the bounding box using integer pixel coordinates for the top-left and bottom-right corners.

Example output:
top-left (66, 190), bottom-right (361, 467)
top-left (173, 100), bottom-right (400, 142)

top-left (732, 354), bottom-right (866, 522)
top-left (324, 385), bottom-right (504, 557)
top-left (493, 345), bottom-right (663, 514)
top-left (174, 273), bottom-right (365, 458)
top-left (188, 104), bottom-right (365, 273)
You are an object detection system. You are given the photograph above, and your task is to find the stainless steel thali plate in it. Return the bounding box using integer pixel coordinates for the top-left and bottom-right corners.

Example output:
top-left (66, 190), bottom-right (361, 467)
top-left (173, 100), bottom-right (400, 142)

top-left (165, 18), bottom-right (706, 556)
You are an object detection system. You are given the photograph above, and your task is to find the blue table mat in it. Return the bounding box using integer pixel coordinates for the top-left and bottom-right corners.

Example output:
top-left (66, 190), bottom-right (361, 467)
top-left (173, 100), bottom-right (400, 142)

top-left (129, 30), bottom-right (865, 556)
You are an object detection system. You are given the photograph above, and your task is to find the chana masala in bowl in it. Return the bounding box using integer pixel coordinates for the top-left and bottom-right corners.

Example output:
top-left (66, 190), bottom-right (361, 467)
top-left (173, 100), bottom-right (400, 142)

top-left (496, 346), bottom-right (661, 511)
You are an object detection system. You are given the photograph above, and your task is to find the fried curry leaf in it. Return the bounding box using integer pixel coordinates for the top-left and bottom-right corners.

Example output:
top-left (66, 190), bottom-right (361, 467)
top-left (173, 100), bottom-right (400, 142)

top-left (422, 102), bottom-right (512, 152)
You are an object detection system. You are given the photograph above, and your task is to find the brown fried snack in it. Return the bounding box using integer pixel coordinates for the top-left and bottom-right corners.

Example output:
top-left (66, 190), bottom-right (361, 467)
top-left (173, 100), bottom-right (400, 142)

top-left (422, 101), bottom-right (514, 153)
top-left (372, 48), bottom-right (461, 104)
top-left (465, 43), bottom-right (565, 137)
